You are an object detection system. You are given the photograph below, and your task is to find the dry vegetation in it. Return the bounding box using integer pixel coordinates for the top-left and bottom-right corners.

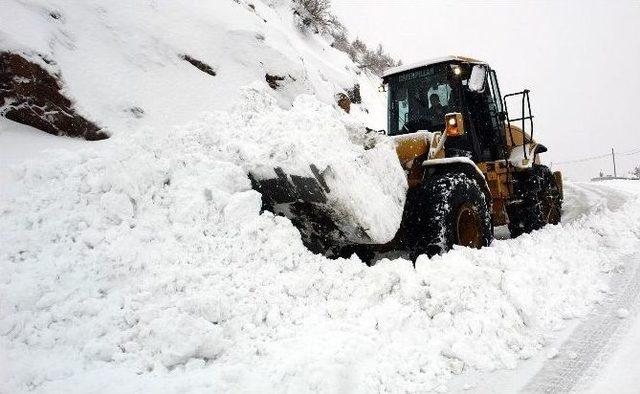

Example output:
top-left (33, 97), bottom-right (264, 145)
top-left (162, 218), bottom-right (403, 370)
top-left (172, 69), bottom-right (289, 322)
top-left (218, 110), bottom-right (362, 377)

top-left (292, 0), bottom-right (401, 76)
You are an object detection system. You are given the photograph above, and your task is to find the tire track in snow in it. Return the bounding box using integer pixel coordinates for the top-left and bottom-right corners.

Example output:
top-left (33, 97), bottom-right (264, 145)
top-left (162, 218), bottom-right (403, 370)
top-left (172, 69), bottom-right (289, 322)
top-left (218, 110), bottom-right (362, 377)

top-left (562, 182), bottom-right (632, 222)
top-left (522, 252), bottom-right (640, 393)
top-left (496, 181), bottom-right (630, 240)
top-left (575, 183), bottom-right (631, 212)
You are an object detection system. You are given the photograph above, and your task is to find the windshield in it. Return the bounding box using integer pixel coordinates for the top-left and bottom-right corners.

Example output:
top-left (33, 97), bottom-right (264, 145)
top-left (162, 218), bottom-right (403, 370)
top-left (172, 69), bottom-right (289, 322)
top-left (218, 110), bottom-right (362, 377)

top-left (388, 67), bottom-right (460, 135)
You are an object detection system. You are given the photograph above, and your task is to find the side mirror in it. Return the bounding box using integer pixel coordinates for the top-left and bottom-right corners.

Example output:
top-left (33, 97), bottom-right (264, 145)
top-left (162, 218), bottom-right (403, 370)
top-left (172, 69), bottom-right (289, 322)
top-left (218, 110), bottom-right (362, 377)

top-left (445, 113), bottom-right (465, 137)
top-left (468, 65), bottom-right (486, 93)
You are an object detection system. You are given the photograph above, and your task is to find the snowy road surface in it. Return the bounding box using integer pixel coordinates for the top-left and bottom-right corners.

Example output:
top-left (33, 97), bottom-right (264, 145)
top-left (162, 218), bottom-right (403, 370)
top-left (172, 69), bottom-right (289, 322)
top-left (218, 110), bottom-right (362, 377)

top-left (450, 181), bottom-right (640, 393)
top-left (524, 250), bottom-right (640, 393)
top-left (2, 121), bottom-right (640, 393)
top-left (527, 182), bottom-right (640, 393)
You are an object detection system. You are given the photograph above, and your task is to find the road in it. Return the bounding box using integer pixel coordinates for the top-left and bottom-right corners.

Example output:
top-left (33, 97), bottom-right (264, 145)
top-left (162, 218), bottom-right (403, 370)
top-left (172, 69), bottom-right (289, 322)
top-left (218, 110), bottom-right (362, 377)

top-left (450, 181), bottom-right (640, 393)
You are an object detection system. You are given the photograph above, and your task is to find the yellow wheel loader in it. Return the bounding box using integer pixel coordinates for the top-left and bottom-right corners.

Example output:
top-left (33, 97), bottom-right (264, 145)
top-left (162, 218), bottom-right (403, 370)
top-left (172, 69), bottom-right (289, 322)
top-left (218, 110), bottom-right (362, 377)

top-left (251, 56), bottom-right (563, 261)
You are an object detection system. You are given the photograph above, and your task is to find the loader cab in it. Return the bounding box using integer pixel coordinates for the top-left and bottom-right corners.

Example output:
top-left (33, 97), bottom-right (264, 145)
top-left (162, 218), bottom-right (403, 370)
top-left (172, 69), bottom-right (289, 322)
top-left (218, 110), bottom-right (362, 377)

top-left (383, 57), bottom-right (507, 162)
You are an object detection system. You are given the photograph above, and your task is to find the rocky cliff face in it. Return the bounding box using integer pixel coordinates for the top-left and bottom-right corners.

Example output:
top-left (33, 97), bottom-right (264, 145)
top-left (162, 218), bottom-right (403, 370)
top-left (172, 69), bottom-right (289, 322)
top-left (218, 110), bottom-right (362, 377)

top-left (0, 52), bottom-right (107, 140)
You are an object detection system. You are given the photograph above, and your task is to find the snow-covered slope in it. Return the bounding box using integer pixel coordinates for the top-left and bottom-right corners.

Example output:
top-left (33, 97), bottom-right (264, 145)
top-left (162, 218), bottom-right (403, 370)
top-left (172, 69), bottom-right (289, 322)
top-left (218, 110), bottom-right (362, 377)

top-left (0, 0), bottom-right (386, 134)
top-left (1, 0), bottom-right (404, 242)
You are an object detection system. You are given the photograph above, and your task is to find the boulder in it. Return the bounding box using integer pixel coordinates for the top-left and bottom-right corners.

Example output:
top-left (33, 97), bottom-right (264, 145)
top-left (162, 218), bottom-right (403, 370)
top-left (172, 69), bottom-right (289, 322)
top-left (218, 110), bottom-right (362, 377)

top-left (0, 52), bottom-right (107, 140)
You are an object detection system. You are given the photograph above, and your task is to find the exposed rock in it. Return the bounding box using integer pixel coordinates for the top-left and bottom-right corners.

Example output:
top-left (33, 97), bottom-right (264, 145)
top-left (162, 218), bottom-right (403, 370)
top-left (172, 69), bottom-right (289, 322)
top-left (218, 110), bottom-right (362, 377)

top-left (49, 10), bottom-right (62, 20)
top-left (127, 106), bottom-right (145, 119)
top-left (180, 54), bottom-right (216, 77)
top-left (0, 51), bottom-right (107, 140)
top-left (265, 73), bottom-right (285, 89)
top-left (336, 92), bottom-right (350, 113)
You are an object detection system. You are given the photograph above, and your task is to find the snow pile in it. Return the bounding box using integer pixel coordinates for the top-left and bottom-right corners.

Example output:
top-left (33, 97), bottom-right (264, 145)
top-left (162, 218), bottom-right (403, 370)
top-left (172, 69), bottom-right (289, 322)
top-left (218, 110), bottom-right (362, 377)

top-left (3, 108), bottom-right (640, 392)
top-left (207, 84), bottom-right (407, 243)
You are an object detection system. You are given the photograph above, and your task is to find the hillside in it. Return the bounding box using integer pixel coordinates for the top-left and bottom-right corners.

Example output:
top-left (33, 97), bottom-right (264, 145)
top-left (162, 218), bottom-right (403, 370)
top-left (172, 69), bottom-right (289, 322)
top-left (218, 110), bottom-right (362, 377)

top-left (0, 0), bottom-right (386, 137)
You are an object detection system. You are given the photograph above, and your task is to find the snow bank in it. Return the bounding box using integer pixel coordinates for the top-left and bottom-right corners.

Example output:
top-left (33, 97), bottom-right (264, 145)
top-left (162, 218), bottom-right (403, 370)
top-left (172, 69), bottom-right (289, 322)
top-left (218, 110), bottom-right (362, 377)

top-left (3, 106), bottom-right (640, 393)
top-left (205, 84), bottom-right (406, 243)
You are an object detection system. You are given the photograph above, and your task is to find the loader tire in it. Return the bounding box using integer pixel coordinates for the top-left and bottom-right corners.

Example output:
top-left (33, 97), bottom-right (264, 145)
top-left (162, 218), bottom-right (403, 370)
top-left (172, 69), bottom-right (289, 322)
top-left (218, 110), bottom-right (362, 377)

top-left (409, 172), bottom-right (493, 260)
top-left (507, 165), bottom-right (562, 238)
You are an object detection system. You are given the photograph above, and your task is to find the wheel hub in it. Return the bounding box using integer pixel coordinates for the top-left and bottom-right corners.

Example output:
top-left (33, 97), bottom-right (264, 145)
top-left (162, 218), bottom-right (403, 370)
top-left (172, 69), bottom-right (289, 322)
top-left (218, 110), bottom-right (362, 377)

top-left (542, 194), bottom-right (561, 224)
top-left (456, 203), bottom-right (483, 248)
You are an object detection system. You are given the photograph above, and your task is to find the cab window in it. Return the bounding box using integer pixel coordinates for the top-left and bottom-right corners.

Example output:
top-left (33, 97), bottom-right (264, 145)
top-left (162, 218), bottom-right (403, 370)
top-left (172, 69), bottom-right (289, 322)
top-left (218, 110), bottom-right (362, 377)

top-left (388, 67), bottom-right (459, 135)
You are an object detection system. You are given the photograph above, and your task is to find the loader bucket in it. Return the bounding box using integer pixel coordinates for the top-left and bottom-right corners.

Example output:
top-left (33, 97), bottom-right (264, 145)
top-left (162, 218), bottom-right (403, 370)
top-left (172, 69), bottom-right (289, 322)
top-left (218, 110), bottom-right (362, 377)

top-left (251, 164), bottom-right (330, 207)
top-left (249, 164), bottom-right (371, 254)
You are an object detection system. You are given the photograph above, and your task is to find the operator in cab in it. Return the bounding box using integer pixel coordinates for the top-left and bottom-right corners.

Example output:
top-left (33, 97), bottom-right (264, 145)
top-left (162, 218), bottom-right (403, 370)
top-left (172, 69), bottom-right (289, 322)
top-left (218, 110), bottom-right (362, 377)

top-left (427, 93), bottom-right (447, 124)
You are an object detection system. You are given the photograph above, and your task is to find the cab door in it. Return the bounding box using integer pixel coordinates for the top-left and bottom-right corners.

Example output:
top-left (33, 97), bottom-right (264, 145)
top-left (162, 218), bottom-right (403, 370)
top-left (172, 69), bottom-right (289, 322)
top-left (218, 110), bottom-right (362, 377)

top-left (464, 66), bottom-right (507, 162)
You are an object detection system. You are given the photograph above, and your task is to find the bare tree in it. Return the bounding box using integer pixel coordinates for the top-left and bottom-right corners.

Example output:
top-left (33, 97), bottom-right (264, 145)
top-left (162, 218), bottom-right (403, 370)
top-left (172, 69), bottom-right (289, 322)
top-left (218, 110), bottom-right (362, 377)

top-left (292, 0), bottom-right (340, 34)
top-left (330, 31), bottom-right (355, 60)
top-left (356, 43), bottom-right (398, 76)
top-left (351, 38), bottom-right (367, 58)
top-left (291, 1), bottom-right (401, 75)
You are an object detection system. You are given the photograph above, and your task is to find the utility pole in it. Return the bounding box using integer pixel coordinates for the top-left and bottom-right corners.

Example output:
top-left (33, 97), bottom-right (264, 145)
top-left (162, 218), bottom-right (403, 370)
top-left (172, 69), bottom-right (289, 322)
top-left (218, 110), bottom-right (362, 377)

top-left (612, 147), bottom-right (617, 178)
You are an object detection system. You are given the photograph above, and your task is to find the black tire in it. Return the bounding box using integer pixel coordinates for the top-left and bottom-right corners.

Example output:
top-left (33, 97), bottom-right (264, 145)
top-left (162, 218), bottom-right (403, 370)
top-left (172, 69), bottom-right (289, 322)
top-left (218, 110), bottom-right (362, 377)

top-left (507, 165), bottom-right (562, 238)
top-left (408, 172), bottom-right (493, 260)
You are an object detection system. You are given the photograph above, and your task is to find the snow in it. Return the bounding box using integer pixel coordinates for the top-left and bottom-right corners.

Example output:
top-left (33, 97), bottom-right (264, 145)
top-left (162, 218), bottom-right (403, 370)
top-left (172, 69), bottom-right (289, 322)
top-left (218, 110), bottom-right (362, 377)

top-left (206, 84), bottom-right (407, 243)
top-left (0, 0), bottom-right (386, 133)
top-left (3, 107), bottom-right (640, 392)
top-left (467, 65), bottom-right (486, 92)
top-left (1, 0), bottom-right (397, 238)
top-left (382, 56), bottom-right (486, 78)
top-left (615, 308), bottom-right (630, 319)
top-left (446, 180), bottom-right (640, 393)
top-left (0, 119), bottom-right (90, 185)
top-left (3, 0), bottom-right (640, 392)
top-left (508, 143), bottom-right (537, 168)
top-left (587, 313), bottom-right (640, 393)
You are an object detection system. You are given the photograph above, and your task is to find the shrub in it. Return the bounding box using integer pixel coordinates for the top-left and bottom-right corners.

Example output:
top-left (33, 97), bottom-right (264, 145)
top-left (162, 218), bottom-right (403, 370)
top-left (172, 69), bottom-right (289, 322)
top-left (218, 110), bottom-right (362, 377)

top-left (292, 0), bottom-right (340, 34)
top-left (291, 0), bottom-right (401, 76)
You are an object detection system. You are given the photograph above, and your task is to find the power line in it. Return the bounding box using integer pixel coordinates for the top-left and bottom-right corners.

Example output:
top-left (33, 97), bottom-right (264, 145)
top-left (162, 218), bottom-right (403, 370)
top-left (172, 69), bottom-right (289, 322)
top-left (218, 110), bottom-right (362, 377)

top-left (620, 147), bottom-right (640, 154)
top-left (554, 153), bottom-right (611, 165)
top-left (554, 147), bottom-right (640, 165)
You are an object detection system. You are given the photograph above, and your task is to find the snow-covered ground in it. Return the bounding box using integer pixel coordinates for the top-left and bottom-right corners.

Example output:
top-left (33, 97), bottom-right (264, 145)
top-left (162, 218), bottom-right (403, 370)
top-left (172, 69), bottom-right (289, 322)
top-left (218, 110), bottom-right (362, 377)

top-left (587, 310), bottom-right (640, 393)
top-left (449, 182), bottom-right (640, 394)
top-left (2, 116), bottom-right (640, 393)
top-left (2, 1), bottom-right (640, 393)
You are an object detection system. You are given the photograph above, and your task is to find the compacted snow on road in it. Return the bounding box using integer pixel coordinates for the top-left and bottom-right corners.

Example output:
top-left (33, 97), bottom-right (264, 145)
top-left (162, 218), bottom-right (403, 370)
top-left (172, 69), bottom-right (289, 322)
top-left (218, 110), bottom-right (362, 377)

top-left (449, 182), bottom-right (640, 394)
top-left (2, 114), bottom-right (640, 393)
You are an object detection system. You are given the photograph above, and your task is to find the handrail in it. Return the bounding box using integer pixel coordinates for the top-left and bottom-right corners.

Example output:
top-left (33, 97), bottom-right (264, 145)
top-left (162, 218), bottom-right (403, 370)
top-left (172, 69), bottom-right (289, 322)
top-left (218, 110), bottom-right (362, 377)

top-left (502, 89), bottom-right (534, 161)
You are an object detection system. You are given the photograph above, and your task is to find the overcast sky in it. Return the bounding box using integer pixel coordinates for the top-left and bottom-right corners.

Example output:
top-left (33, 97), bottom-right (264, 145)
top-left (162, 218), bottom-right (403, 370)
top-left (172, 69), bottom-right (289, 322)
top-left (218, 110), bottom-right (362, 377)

top-left (331, 0), bottom-right (640, 180)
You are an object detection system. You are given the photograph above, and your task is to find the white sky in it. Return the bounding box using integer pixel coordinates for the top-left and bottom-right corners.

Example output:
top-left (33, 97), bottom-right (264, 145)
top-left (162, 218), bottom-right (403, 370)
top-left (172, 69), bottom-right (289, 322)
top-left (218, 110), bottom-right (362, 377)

top-left (331, 0), bottom-right (640, 180)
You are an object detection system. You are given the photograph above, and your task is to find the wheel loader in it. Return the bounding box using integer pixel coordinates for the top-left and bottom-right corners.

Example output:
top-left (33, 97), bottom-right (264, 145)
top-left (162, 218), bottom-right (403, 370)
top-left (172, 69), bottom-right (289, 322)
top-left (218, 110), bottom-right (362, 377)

top-left (250, 56), bottom-right (563, 261)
